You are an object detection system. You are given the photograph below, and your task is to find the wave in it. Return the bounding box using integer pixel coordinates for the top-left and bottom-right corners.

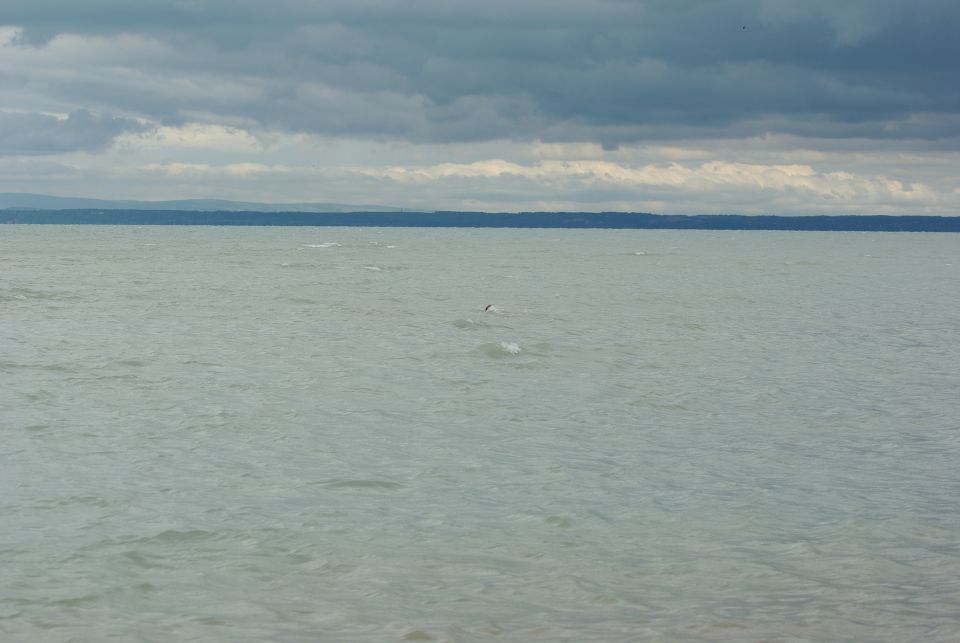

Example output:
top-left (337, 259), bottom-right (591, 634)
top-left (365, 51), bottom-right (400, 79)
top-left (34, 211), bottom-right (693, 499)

top-left (477, 341), bottom-right (523, 357)
top-left (451, 317), bottom-right (512, 330)
top-left (0, 286), bottom-right (78, 302)
top-left (500, 341), bottom-right (522, 355)
top-left (313, 479), bottom-right (403, 490)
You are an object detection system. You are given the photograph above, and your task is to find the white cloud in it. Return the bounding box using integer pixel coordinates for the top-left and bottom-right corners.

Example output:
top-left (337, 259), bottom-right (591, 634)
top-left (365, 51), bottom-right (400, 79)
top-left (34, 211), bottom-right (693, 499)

top-left (135, 162), bottom-right (290, 177)
top-left (0, 25), bottom-right (22, 46)
top-left (352, 157), bottom-right (948, 213)
top-left (122, 124), bottom-right (263, 151)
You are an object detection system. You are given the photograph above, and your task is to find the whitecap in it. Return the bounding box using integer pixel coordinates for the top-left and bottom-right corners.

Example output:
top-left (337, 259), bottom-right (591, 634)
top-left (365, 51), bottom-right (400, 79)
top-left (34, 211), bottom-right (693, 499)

top-left (303, 242), bottom-right (342, 248)
top-left (363, 265), bottom-right (382, 271)
top-left (499, 342), bottom-right (522, 355)
top-left (476, 342), bottom-right (524, 358)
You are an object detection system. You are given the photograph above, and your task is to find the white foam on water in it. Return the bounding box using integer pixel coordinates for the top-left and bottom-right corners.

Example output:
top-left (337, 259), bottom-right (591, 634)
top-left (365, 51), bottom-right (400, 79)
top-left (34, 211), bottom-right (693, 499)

top-left (499, 341), bottom-right (522, 354)
top-left (303, 242), bottom-right (342, 248)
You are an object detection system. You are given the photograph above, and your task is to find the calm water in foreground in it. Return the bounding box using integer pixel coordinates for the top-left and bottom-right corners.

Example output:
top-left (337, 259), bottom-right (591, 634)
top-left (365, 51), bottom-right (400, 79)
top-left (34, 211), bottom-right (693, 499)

top-left (2, 225), bottom-right (959, 642)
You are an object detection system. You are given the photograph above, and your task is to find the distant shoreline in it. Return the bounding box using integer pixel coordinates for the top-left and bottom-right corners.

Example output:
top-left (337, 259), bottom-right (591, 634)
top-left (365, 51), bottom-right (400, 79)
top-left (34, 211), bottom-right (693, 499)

top-left (3, 209), bottom-right (960, 232)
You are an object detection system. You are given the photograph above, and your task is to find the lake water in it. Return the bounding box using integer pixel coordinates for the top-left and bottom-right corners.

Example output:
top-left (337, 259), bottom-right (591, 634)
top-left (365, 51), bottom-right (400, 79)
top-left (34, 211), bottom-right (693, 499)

top-left (2, 225), bottom-right (959, 641)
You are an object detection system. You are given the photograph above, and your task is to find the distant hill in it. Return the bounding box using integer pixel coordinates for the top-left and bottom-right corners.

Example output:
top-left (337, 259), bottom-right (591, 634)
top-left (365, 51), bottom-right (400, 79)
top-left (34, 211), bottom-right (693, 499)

top-left (0, 193), bottom-right (399, 213)
top-left (3, 208), bottom-right (959, 232)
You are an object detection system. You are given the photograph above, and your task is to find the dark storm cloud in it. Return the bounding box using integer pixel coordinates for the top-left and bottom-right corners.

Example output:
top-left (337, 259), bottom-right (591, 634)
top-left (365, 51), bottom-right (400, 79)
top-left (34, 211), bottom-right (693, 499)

top-left (0, 109), bottom-right (147, 155)
top-left (3, 0), bottom-right (959, 146)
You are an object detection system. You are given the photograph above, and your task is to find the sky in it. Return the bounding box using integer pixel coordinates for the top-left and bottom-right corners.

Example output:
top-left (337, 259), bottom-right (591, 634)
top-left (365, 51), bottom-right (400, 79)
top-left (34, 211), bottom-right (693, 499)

top-left (1, 0), bottom-right (959, 214)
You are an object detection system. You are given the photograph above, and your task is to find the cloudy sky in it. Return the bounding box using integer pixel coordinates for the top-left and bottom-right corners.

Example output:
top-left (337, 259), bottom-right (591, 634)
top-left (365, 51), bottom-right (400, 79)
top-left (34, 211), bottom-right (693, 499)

top-left (2, 0), bottom-right (958, 213)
